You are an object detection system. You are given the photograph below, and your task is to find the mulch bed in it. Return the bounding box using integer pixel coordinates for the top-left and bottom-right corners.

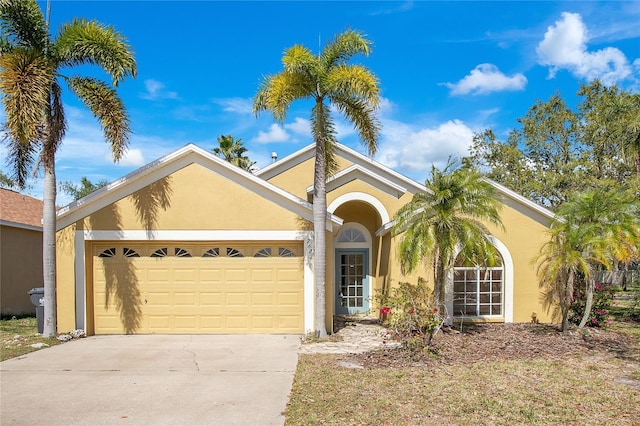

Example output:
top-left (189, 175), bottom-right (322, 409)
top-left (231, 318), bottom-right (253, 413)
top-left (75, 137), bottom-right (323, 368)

top-left (347, 322), bottom-right (640, 369)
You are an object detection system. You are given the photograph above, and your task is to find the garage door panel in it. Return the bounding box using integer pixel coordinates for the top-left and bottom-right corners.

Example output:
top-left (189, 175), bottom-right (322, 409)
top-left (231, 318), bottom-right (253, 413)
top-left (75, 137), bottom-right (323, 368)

top-left (252, 292), bottom-right (275, 305)
top-left (174, 292), bottom-right (197, 305)
top-left (93, 243), bottom-right (304, 334)
top-left (200, 292), bottom-right (223, 306)
top-left (174, 316), bottom-right (197, 329)
top-left (278, 292), bottom-right (303, 305)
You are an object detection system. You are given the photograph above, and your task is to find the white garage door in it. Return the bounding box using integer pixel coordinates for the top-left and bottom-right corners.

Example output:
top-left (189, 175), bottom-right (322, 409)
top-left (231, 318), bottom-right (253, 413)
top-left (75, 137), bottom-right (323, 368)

top-left (92, 243), bottom-right (304, 334)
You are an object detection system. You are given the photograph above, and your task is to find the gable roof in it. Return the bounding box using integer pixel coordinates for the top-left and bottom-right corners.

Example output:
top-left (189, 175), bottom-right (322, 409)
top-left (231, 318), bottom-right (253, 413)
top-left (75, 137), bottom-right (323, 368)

top-left (257, 142), bottom-right (556, 229)
top-left (257, 143), bottom-right (427, 195)
top-left (56, 144), bottom-right (342, 232)
top-left (0, 188), bottom-right (43, 231)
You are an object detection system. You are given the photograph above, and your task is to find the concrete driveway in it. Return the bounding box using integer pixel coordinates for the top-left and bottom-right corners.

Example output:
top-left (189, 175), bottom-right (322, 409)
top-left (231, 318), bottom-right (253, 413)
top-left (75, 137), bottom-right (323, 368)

top-left (0, 334), bottom-right (300, 425)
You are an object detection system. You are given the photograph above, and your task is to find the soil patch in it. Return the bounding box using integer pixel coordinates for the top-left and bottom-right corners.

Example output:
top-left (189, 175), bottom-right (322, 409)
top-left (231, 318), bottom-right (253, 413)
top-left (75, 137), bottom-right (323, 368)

top-left (348, 322), bottom-right (640, 369)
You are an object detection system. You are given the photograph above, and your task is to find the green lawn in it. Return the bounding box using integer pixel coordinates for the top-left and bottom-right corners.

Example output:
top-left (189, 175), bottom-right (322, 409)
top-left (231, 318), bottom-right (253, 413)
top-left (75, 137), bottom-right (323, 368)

top-left (0, 317), bottom-right (60, 361)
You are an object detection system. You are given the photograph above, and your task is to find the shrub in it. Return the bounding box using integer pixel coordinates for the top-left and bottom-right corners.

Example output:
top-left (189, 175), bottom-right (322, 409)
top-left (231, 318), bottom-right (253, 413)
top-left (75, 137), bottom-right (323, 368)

top-left (376, 278), bottom-right (446, 349)
top-left (570, 281), bottom-right (616, 328)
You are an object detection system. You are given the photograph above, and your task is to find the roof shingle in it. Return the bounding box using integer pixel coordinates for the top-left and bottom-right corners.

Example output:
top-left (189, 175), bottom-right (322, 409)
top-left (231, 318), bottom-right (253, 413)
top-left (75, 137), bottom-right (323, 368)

top-left (0, 188), bottom-right (44, 228)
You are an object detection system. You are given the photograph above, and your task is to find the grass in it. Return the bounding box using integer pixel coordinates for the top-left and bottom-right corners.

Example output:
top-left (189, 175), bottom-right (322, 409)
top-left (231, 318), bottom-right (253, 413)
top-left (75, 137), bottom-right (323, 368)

top-left (286, 353), bottom-right (640, 425)
top-left (287, 291), bottom-right (640, 426)
top-left (0, 317), bottom-right (60, 361)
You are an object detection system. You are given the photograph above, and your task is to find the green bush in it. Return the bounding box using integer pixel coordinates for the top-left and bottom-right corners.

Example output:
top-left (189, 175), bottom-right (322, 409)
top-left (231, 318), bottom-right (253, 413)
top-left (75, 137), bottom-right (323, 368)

top-left (376, 278), bottom-right (446, 349)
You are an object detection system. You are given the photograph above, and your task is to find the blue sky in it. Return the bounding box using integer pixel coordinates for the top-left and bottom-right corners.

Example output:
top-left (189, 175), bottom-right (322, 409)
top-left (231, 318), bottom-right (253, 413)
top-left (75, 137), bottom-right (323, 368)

top-left (2, 0), bottom-right (639, 205)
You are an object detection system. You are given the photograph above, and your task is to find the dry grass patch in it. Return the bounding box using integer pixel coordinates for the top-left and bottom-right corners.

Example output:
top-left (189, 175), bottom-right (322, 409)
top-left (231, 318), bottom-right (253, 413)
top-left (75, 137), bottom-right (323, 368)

top-left (0, 317), bottom-right (60, 361)
top-left (286, 323), bottom-right (640, 425)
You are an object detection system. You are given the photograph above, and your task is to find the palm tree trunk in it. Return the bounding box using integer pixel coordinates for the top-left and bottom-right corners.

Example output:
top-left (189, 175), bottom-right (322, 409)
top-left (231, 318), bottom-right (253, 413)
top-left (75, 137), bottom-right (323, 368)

top-left (42, 161), bottom-right (57, 337)
top-left (434, 259), bottom-right (444, 312)
top-left (578, 278), bottom-right (595, 329)
top-left (562, 270), bottom-right (574, 332)
top-left (313, 103), bottom-right (328, 338)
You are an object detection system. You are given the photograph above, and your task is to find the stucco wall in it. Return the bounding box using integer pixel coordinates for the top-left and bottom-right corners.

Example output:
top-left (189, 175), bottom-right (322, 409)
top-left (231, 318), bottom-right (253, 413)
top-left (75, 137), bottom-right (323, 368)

top-left (1, 225), bottom-right (43, 315)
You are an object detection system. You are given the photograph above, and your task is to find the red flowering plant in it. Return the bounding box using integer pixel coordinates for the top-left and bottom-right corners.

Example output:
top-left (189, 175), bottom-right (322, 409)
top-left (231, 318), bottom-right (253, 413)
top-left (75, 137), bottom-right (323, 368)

top-left (376, 278), bottom-right (446, 349)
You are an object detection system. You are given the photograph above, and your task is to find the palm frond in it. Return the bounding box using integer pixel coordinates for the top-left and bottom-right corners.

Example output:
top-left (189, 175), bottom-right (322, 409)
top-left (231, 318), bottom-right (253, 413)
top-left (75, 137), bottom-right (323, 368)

top-left (331, 94), bottom-right (380, 155)
top-left (321, 29), bottom-right (372, 69)
top-left (325, 64), bottom-right (380, 104)
top-left (66, 76), bottom-right (131, 161)
top-left (0, 0), bottom-right (48, 50)
top-left (40, 80), bottom-right (67, 168)
top-left (253, 72), bottom-right (312, 121)
top-left (54, 18), bottom-right (136, 85)
top-left (0, 47), bottom-right (53, 144)
top-left (2, 129), bottom-right (39, 189)
top-left (282, 44), bottom-right (317, 75)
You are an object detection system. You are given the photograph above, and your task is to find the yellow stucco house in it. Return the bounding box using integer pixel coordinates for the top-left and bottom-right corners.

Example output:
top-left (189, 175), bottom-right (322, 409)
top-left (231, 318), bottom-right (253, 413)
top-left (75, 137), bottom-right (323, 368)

top-left (55, 143), bottom-right (555, 335)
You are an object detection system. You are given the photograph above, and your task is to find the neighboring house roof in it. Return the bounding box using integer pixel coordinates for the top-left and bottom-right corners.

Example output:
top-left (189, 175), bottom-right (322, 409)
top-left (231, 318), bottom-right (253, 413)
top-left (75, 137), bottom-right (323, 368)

top-left (0, 188), bottom-right (43, 231)
top-left (56, 144), bottom-right (343, 232)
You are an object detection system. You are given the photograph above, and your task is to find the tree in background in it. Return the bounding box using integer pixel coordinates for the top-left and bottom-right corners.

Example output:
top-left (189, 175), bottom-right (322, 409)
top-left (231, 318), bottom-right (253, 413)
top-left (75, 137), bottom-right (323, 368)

top-left (254, 30), bottom-right (381, 337)
top-left (0, 170), bottom-right (17, 189)
top-left (60, 176), bottom-right (108, 201)
top-left (536, 187), bottom-right (640, 332)
top-left (468, 81), bottom-right (638, 210)
top-left (212, 135), bottom-right (255, 172)
top-left (0, 0), bottom-right (136, 336)
top-left (557, 188), bottom-right (639, 328)
top-left (392, 161), bottom-right (503, 313)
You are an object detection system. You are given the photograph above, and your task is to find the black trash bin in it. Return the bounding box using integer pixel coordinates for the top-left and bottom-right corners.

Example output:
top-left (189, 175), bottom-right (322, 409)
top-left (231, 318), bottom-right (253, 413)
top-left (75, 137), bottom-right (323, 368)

top-left (28, 287), bottom-right (45, 334)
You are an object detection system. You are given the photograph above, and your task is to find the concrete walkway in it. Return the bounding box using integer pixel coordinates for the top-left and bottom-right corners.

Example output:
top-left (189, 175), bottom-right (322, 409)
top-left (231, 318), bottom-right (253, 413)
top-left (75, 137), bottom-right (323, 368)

top-left (0, 334), bottom-right (299, 426)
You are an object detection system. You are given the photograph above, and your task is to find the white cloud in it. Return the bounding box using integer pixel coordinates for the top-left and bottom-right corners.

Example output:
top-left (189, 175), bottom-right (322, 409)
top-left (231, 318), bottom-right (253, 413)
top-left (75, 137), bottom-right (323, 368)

top-left (253, 123), bottom-right (290, 143)
top-left (140, 79), bottom-right (178, 101)
top-left (376, 119), bottom-right (474, 175)
top-left (444, 64), bottom-right (527, 96)
top-left (378, 97), bottom-right (395, 115)
top-left (536, 12), bottom-right (634, 84)
top-left (284, 117), bottom-right (311, 137)
top-left (213, 97), bottom-right (253, 114)
top-left (115, 148), bottom-right (145, 167)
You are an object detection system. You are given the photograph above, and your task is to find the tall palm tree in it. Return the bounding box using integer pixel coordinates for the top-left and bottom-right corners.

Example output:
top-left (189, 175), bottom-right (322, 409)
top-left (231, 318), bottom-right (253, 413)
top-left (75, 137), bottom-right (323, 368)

top-left (0, 0), bottom-right (136, 337)
top-left (212, 134), bottom-right (255, 172)
top-left (392, 162), bottom-right (504, 312)
top-left (549, 188), bottom-right (640, 329)
top-left (253, 30), bottom-right (380, 337)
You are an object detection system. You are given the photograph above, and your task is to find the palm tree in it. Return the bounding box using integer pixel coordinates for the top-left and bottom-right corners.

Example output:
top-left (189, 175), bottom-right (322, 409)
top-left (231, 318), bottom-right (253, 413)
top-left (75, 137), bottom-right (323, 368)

top-left (392, 161), bottom-right (504, 313)
top-left (536, 223), bottom-right (595, 332)
top-left (545, 188), bottom-right (640, 330)
top-left (212, 134), bottom-right (255, 172)
top-left (0, 0), bottom-right (136, 336)
top-left (253, 30), bottom-right (381, 337)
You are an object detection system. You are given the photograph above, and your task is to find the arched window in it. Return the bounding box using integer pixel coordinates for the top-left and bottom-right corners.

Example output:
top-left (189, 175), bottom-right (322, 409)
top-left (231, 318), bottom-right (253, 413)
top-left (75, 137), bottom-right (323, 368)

top-left (452, 254), bottom-right (503, 317)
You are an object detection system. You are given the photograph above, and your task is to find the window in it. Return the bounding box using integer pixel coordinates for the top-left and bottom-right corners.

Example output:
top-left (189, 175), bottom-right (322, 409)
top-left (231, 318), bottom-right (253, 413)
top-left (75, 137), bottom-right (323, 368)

top-left (174, 248), bottom-right (192, 257)
top-left (338, 228), bottom-right (366, 243)
top-left (254, 247), bottom-right (271, 257)
top-left (278, 247), bottom-right (295, 257)
top-left (123, 247), bottom-right (140, 258)
top-left (98, 248), bottom-right (116, 258)
top-left (150, 248), bottom-right (167, 258)
top-left (202, 248), bottom-right (219, 257)
top-left (226, 247), bottom-right (244, 257)
top-left (453, 255), bottom-right (503, 317)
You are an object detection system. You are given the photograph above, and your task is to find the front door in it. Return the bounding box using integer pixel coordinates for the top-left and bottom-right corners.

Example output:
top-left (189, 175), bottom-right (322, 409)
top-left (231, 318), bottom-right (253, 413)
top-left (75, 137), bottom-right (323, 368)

top-left (335, 249), bottom-right (369, 315)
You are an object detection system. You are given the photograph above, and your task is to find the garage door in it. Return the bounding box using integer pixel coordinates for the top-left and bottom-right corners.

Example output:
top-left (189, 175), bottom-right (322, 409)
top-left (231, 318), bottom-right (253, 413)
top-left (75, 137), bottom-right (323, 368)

top-left (92, 243), bottom-right (304, 334)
